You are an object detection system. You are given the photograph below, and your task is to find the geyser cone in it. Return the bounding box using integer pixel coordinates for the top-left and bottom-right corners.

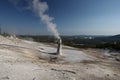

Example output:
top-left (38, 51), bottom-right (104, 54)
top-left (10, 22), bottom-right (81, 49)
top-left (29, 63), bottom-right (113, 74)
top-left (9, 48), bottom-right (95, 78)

top-left (57, 39), bottom-right (62, 55)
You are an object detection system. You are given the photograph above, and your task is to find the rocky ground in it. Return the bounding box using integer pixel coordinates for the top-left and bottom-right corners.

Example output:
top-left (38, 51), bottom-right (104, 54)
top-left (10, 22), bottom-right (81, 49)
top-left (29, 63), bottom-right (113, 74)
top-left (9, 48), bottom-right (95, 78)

top-left (0, 35), bottom-right (120, 80)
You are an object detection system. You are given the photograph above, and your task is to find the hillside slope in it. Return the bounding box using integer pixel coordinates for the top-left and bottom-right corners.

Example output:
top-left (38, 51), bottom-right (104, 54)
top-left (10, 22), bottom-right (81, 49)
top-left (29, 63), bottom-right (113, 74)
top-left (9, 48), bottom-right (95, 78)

top-left (0, 35), bottom-right (119, 80)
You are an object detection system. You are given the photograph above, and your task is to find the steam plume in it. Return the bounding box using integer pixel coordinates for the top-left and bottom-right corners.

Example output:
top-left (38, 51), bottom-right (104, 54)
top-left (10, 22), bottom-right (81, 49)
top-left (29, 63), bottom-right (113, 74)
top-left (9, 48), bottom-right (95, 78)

top-left (32, 0), bottom-right (60, 39)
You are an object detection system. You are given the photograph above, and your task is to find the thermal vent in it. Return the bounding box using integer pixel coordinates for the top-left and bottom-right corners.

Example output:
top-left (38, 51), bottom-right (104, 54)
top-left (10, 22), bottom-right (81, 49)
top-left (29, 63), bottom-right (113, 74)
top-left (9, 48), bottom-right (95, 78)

top-left (57, 39), bottom-right (62, 55)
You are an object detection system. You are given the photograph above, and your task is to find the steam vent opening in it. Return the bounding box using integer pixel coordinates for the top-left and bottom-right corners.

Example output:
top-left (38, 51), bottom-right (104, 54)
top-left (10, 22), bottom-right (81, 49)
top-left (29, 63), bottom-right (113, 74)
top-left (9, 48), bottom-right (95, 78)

top-left (56, 39), bottom-right (62, 55)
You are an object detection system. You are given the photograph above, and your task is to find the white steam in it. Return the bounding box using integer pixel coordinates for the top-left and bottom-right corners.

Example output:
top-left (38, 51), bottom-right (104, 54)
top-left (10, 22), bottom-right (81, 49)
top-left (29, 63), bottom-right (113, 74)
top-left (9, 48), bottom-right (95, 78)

top-left (32, 0), bottom-right (60, 39)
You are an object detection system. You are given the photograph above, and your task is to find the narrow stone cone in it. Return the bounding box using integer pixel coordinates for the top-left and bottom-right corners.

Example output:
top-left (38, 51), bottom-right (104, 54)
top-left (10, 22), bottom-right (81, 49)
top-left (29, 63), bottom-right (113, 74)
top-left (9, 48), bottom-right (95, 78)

top-left (57, 39), bottom-right (62, 55)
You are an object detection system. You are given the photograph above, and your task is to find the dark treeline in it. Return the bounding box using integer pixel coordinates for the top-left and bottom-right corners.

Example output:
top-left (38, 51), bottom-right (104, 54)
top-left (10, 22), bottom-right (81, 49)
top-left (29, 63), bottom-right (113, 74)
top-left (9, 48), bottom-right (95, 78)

top-left (18, 34), bottom-right (120, 51)
top-left (18, 35), bottom-right (56, 43)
